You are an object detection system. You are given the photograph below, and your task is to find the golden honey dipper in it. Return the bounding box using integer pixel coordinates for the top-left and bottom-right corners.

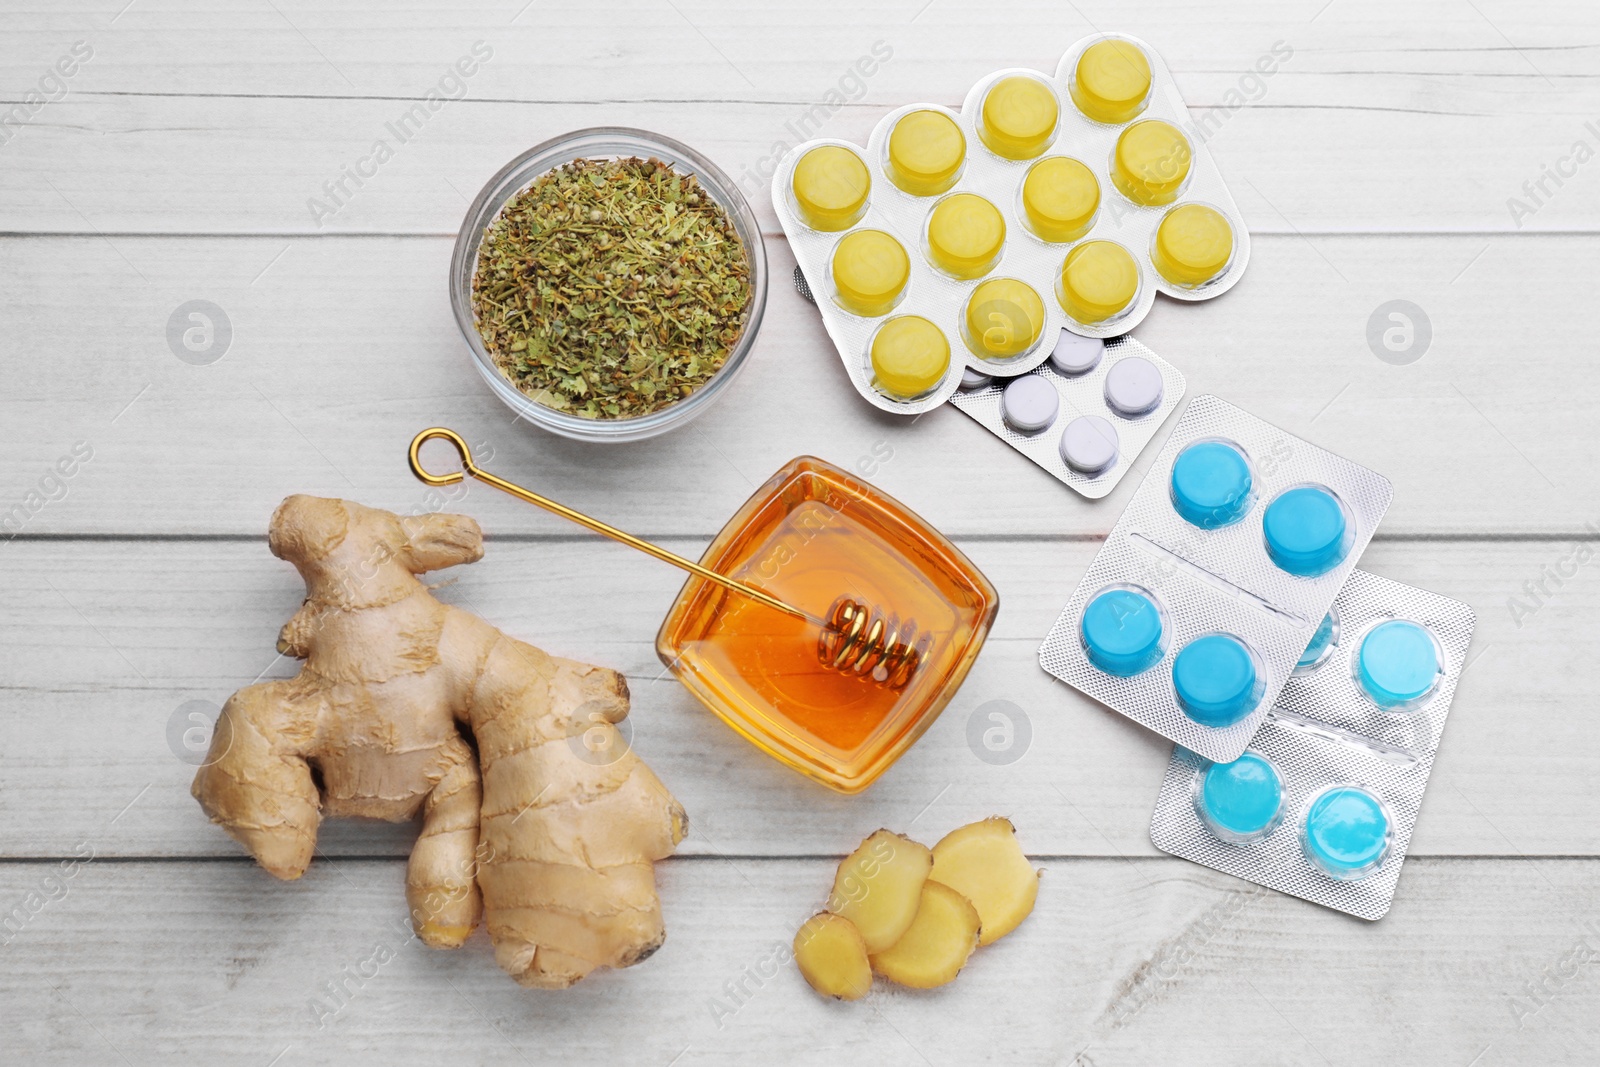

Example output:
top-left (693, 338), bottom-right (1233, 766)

top-left (408, 428), bottom-right (928, 688)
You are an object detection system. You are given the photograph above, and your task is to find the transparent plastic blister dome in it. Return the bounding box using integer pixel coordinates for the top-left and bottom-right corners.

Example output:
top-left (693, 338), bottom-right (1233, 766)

top-left (773, 33), bottom-right (1249, 419)
top-left (947, 335), bottom-right (1185, 498)
top-left (1037, 394), bottom-right (1393, 763)
top-left (1149, 569), bottom-right (1476, 920)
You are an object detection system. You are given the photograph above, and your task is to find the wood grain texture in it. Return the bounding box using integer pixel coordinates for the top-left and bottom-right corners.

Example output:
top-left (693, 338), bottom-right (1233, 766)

top-left (2, 538), bottom-right (1594, 858)
top-left (2, 0), bottom-right (1597, 1061)
top-left (2, 857), bottom-right (1597, 1066)
top-left (0, 232), bottom-right (1594, 537)
top-left (0, 2), bottom-right (1596, 234)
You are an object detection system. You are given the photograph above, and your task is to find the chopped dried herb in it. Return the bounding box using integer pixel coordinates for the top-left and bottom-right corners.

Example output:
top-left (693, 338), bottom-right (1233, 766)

top-left (471, 156), bottom-right (753, 420)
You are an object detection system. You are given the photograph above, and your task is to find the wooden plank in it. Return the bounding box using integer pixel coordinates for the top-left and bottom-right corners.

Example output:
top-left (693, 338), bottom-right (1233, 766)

top-left (1, 856), bottom-right (1596, 1064)
top-left (4, 78), bottom-right (1598, 237)
top-left (3, 3), bottom-right (1600, 239)
top-left (2, 537), bottom-right (1594, 858)
top-left (2, 0), bottom-right (1596, 1059)
top-left (8, 0), bottom-right (1594, 103)
top-left (2, 0), bottom-right (1598, 236)
top-left (0, 232), bottom-right (1594, 538)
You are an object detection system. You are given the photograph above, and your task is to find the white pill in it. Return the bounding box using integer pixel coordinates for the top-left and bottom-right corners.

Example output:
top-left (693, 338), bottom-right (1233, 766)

top-left (1103, 356), bottom-right (1164, 417)
top-left (1001, 374), bottom-right (1060, 434)
top-left (1059, 415), bottom-right (1120, 474)
top-left (1049, 330), bottom-right (1104, 376)
top-left (960, 366), bottom-right (993, 391)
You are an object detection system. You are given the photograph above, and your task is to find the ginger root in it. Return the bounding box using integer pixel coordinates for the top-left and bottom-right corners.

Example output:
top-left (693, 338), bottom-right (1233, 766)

top-left (930, 817), bottom-right (1040, 946)
top-left (795, 818), bottom-right (1037, 999)
top-left (828, 829), bottom-right (933, 954)
top-left (191, 496), bottom-right (687, 988)
top-left (793, 912), bottom-right (872, 1000)
top-left (869, 881), bottom-right (981, 989)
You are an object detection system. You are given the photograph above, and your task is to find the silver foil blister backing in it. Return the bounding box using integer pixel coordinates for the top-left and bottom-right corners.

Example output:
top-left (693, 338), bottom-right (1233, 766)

top-left (774, 33), bottom-right (1250, 416)
top-left (1149, 569), bottom-right (1476, 920)
top-left (948, 335), bottom-right (1185, 498)
top-left (1038, 394), bottom-right (1394, 762)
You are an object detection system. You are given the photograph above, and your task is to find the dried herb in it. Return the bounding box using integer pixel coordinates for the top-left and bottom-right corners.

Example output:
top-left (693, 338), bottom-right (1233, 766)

top-left (472, 156), bottom-right (753, 420)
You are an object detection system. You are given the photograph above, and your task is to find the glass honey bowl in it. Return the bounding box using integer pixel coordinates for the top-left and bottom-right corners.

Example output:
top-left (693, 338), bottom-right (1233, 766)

top-left (656, 456), bottom-right (999, 794)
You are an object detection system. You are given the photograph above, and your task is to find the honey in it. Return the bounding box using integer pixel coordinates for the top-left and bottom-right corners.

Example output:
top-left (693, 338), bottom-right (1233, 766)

top-left (657, 457), bottom-right (998, 793)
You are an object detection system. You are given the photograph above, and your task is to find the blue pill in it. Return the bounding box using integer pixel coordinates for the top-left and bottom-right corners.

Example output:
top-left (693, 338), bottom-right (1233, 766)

top-left (1172, 633), bottom-right (1261, 727)
top-left (1303, 786), bottom-right (1391, 879)
top-left (1264, 485), bottom-right (1350, 577)
top-left (1081, 587), bottom-right (1166, 677)
top-left (1170, 440), bottom-right (1254, 529)
top-left (1357, 619), bottom-right (1441, 709)
top-left (1295, 609), bottom-right (1339, 673)
top-left (1197, 753), bottom-right (1284, 843)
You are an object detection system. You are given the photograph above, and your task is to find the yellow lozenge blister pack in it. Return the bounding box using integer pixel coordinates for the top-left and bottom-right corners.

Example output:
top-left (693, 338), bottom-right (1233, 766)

top-left (773, 33), bottom-right (1247, 496)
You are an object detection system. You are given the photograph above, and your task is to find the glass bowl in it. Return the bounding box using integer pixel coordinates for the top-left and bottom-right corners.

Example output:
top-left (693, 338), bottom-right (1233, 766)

top-left (449, 127), bottom-right (769, 442)
top-left (656, 455), bottom-right (1000, 794)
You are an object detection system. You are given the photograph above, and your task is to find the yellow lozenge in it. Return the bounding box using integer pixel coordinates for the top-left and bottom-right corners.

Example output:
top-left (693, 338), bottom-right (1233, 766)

top-left (963, 278), bottom-right (1046, 360)
top-left (831, 229), bottom-right (910, 316)
top-left (1152, 203), bottom-right (1234, 287)
top-left (925, 193), bottom-right (1006, 279)
top-left (792, 145), bottom-right (871, 231)
top-left (1110, 119), bottom-right (1192, 206)
top-left (1057, 240), bottom-right (1140, 324)
top-left (978, 75), bottom-right (1059, 160)
top-left (1021, 157), bottom-right (1101, 243)
top-left (870, 315), bottom-right (951, 399)
top-left (886, 109), bottom-right (967, 196)
top-left (1070, 39), bottom-right (1152, 124)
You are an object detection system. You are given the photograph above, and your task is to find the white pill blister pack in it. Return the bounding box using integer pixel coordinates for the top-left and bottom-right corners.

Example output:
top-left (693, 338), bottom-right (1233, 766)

top-left (948, 334), bottom-right (1185, 498)
top-left (1149, 569), bottom-right (1477, 919)
top-left (1036, 394), bottom-right (1394, 763)
top-left (773, 33), bottom-right (1251, 417)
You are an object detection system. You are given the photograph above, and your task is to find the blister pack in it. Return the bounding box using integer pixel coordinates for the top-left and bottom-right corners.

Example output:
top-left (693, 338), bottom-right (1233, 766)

top-left (1149, 569), bottom-right (1477, 919)
top-left (773, 33), bottom-right (1250, 417)
top-left (1036, 394), bottom-right (1393, 762)
top-left (948, 334), bottom-right (1184, 498)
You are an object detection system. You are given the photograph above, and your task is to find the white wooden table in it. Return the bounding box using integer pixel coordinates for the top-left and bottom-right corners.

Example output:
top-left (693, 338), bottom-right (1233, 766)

top-left (3, 2), bottom-right (1598, 1063)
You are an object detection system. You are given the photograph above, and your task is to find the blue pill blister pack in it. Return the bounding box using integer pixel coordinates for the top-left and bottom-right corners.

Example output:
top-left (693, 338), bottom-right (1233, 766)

top-left (1036, 393), bottom-right (1393, 762)
top-left (1149, 569), bottom-right (1477, 919)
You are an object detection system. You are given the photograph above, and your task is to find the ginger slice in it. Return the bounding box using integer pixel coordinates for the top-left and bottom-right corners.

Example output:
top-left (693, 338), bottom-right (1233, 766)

top-left (869, 881), bottom-right (981, 988)
top-left (930, 816), bottom-right (1039, 946)
top-left (928, 812), bottom-right (1036, 947)
top-left (793, 912), bottom-right (872, 1000)
top-left (828, 829), bottom-right (934, 953)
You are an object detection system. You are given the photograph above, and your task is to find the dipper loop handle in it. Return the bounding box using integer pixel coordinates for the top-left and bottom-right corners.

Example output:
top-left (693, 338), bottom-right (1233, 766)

top-left (408, 427), bottom-right (809, 621)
